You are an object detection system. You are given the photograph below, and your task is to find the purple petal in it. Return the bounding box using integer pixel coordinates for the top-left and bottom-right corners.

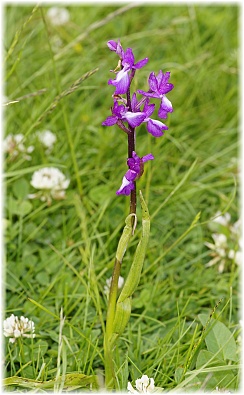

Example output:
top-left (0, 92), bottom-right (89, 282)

top-left (131, 93), bottom-right (138, 112)
top-left (107, 40), bottom-right (117, 51)
top-left (148, 72), bottom-right (158, 92)
top-left (112, 101), bottom-right (126, 118)
top-left (125, 169), bottom-right (137, 181)
top-left (122, 48), bottom-right (135, 68)
top-left (158, 96), bottom-right (173, 119)
top-left (116, 177), bottom-right (134, 195)
top-left (115, 40), bottom-right (124, 58)
top-left (127, 153), bottom-right (140, 174)
top-left (158, 71), bottom-right (174, 94)
top-left (127, 157), bottom-right (136, 168)
top-left (107, 39), bottom-right (124, 58)
top-left (137, 89), bottom-right (159, 99)
top-left (161, 82), bottom-right (174, 94)
top-left (102, 115), bottom-right (118, 126)
top-left (146, 119), bottom-right (168, 137)
top-left (123, 111), bottom-right (146, 128)
top-left (143, 99), bottom-right (155, 118)
top-left (132, 151), bottom-right (140, 161)
top-left (134, 57), bottom-right (148, 69)
top-left (142, 153), bottom-right (154, 162)
top-left (156, 70), bottom-right (164, 86)
top-left (108, 69), bottom-right (130, 94)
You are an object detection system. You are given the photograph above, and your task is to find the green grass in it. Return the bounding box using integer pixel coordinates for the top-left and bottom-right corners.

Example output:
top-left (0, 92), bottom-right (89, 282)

top-left (3, 3), bottom-right (240, 392)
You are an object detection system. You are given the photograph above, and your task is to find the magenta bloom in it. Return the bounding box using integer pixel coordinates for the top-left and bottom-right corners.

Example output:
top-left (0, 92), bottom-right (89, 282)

top-left (108, 48), bottom-right (148, 95)
top-left (138, 70), bottom-right (174, 119)
top-left (103, 39), bottom-right (175, 196)
top-left (130, 94), bottom-right (168, 137)
top-left (102, 100), bottom-right (146, 129)
top-left (116, 151), bottom-right (154, 195)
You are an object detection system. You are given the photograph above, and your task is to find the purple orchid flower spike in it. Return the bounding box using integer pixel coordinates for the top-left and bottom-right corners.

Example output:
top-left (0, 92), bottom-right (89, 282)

top-left (108, 48), bottom-right (148, 95)
top-left (103, 39), bottom-right (174, 199)
top-left (116, 151), bottom-right (154, 195)
top-left (138, 70), bottom-right (174, 119)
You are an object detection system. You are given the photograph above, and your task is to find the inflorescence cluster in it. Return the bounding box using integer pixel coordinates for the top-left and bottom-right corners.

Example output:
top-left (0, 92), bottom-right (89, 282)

top-left (102, 39), bottom-right (174, 195)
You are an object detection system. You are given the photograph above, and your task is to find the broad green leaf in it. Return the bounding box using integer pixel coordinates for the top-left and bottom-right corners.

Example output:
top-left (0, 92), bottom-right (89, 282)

top-left (196, 349), bottom-right (224, 368)
top-left (174, 367), bottom-right (184, 384)
top-left (195, 349), bottom-right (236, 390)
top-left (19, 201), bottom-right (33, 216)
top-left (32, 339), bottom-right (49, 359)
top-left (198, 313), bottom-right (209, 327)
top-left (36, 272), bottom-right (50, 286)
top-left (8, 196), bottom-right (33, 216)
top-left (198, 314), bottom-right (238, 361)
top-left (12, 178), bottom-right (29, 199)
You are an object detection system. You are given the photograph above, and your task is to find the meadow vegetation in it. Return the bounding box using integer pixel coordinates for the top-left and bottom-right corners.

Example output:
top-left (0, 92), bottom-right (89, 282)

top-left (3, 3), bottom-right (240, 392)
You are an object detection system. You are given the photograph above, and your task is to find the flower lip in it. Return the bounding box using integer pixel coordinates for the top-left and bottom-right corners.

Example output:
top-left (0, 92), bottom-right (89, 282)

top-left (108, 68), bottom-right (130, 94)
top-left (123, 111), bottom-right (146, 128)
top-left (146, 118), bottom-right (168, 137)
top-left (116, 176), bottom-right (135, 195)
top-left (158, 95), bottom-right (173, 119)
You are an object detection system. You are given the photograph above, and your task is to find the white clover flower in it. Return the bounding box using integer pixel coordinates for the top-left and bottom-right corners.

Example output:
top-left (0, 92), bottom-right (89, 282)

top-left (50, 35), bottom-right (63, 53)
top-left (231, 219), bottom-right (241, 241)
top-left (104, 275), bottom-right (124, 297)
top-left (206, 213), bottom-right (242, 272)
top-left (47, 7), bottom-right (70, 26)
top-left (228, 249), bottom-right (242, 266)
top-left (3, 314), bottom-right (35, 343)
top-left (3, 134), bottom-right (34, 161)
top-left (205, 233), bottom-right (228, 273)
top-left (128, 375), bottom-right (155, 394)
top-left (212, 211), bottom-right (231, 227)
top-left (28, 167), bottom-right (70, 205)
top-left (215, 386), bottom-right (232, 393)
top-left (37, 130), bottom-right (57, 152)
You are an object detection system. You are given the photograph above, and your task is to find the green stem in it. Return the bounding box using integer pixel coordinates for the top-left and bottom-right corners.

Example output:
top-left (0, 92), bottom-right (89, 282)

top-left (104, 258), bottom-right (121, 389)
top-left (104, 214), bottom-right (135, 390)
top-left (18, 338), bottom-right (25, 366)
